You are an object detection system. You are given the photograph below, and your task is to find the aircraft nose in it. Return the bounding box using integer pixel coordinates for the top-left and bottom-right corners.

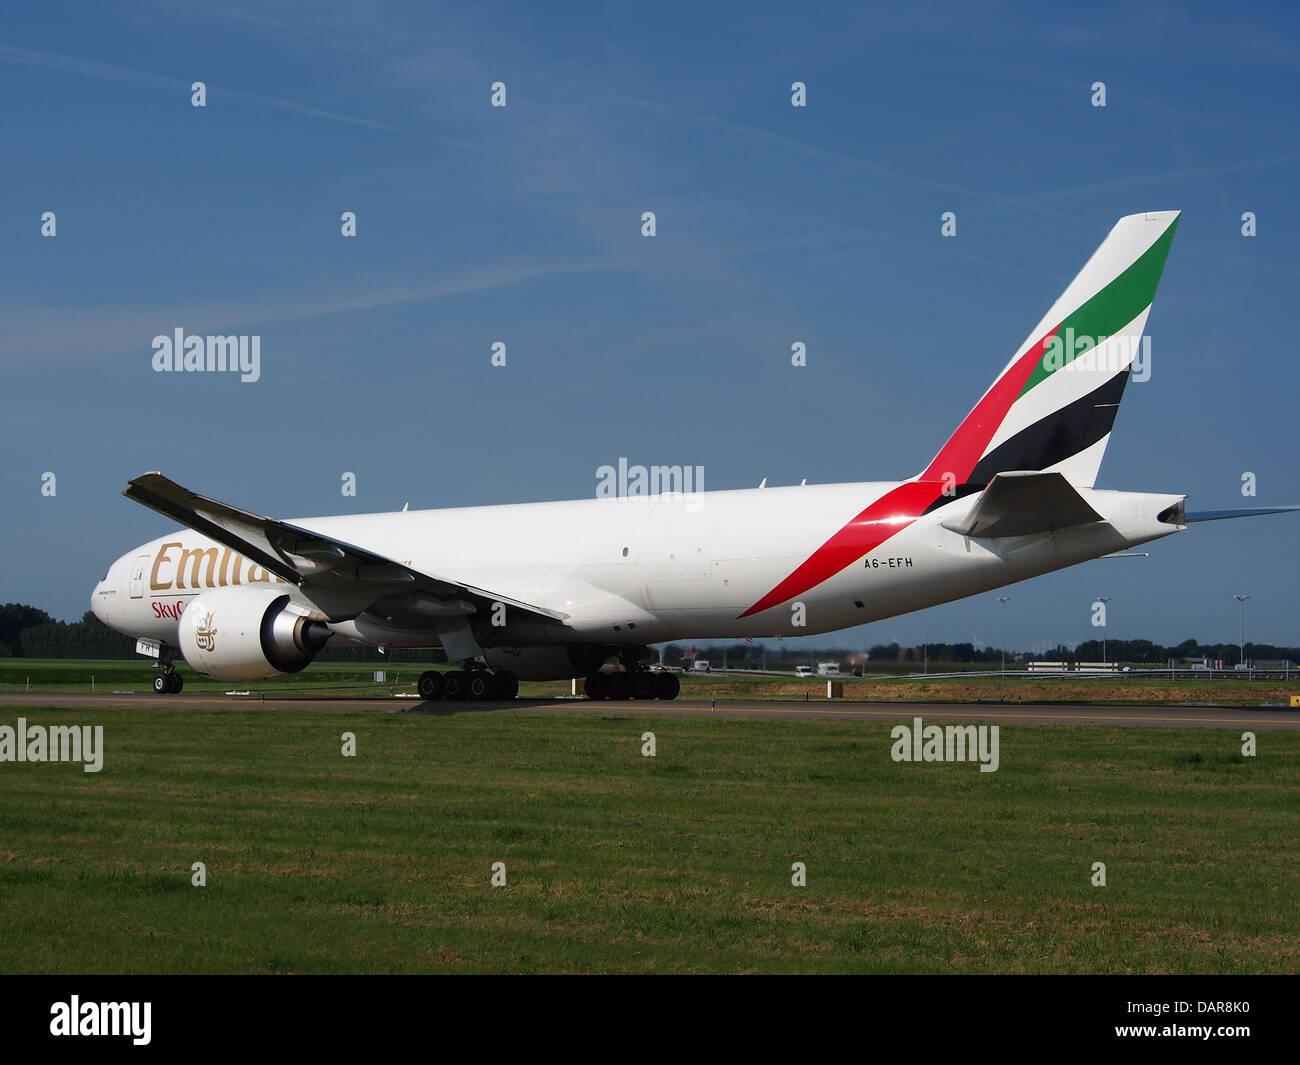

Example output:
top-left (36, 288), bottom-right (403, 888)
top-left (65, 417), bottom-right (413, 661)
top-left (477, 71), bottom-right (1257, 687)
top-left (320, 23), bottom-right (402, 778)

top-left (91, 571), bottom-right (115, 627)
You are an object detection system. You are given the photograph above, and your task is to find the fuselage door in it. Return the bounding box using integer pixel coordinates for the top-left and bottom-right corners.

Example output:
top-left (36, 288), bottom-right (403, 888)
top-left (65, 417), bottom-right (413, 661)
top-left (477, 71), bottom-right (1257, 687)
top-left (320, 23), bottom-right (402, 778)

top-left (128, 554), bottom-right (151, 598)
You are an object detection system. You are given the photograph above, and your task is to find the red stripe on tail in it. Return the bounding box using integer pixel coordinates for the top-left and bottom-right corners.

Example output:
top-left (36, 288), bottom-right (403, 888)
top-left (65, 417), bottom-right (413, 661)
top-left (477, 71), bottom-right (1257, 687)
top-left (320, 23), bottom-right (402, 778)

top-left (737, 324), bottom-right (1060, 620)
top-left (920, 323), bottom-right (1061, 483)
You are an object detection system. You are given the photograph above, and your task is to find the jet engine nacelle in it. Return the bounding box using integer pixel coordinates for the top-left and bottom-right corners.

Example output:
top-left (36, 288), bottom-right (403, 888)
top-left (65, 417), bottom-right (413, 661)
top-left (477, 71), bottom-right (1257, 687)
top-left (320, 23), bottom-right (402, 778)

top-left (178, 586), bottom-right (331, 680)
top-left (482, 643), bottom-right (611, 680)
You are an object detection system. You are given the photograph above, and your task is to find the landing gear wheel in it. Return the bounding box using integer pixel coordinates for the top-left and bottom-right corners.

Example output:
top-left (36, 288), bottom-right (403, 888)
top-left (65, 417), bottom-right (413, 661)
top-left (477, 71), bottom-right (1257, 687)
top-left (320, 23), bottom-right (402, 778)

top-left (494, 671), bottom-right (519, 700)
top-left (631, 672), bottom-right (657, 700)
top-left (442, 670), bottom-right (467, 701)
top-left (607, 671), bottom-right (631, 701)
top-left (654, 672), bottom-right (680, 700)
top-left (167, 673), bottom-right (183, 694)
top-left (153, 674), bottom-right (168, 695)
top-left (417, 670), bottom-right (444, 701)
top-left (467, 671), bottom-right (495, 700)
top-left (584, 672), bottom-right (609, 700)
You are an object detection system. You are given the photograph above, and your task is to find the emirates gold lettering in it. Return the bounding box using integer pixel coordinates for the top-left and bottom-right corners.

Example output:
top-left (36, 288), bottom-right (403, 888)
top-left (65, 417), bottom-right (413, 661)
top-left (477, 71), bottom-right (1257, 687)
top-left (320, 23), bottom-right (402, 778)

top-left (150, 542), bottom-right (182, 591)
top-left (176, 547), bottom-right (219, 589)
top-left (150, 542), bottom-right (288, 590)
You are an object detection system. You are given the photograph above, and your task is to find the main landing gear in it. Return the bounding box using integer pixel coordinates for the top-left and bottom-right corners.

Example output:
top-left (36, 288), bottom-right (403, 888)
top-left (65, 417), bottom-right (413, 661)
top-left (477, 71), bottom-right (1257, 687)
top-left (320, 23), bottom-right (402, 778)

top-left (418, 665), bottom-right (518, 702)
top-left (583, 645), bottom-right (680, 701)
top-left (151, 647), bottom-right (184, 694)
top-left (583, 670), bottom-right (679, 701)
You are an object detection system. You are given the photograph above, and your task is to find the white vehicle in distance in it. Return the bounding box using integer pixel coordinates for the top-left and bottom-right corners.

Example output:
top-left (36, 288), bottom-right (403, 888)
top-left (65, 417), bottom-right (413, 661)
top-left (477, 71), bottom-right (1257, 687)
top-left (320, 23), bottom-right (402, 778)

top-left (794, 665), bottom-right (814, 677)
top-left (693, 659), bottom-right (712, 673)
top-left (816, 662), bottom-right (841, 676)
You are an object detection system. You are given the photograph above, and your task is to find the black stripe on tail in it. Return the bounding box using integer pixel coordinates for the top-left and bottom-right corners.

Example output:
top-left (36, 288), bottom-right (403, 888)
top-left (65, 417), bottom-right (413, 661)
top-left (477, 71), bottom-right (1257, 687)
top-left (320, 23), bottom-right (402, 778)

top-left (967, 368), bottom-right (1130, 488)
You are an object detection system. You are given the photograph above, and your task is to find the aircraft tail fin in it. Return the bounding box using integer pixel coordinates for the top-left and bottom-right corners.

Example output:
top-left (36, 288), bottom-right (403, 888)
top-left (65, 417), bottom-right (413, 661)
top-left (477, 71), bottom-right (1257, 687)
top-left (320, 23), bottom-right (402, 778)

top-left (918, 211), bottom-right (1180, 494)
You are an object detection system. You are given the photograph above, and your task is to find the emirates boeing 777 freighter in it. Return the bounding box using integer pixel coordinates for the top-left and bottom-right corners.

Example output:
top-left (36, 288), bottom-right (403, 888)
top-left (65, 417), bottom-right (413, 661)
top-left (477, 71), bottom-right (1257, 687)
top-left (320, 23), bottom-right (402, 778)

top-left (90, 211), bottom-right (1295, 700)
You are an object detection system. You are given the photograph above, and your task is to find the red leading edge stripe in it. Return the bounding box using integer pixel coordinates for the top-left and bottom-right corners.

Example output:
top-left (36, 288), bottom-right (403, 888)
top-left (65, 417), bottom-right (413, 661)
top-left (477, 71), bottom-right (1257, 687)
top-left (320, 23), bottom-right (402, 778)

top-left (738, 324), bottom-right (1061, 619)
top-left (917, 321), bottom-right (1063, 483)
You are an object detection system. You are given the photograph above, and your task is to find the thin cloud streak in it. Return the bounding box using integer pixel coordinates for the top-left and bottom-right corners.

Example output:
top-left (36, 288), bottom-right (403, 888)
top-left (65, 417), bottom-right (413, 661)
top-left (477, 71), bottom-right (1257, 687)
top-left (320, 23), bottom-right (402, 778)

top-left (0, 258), bottom-right (635, 364)
top-left (0, 43), bottom-right (412, 134)
top-left (607, 93), bottom-right (1091, 229)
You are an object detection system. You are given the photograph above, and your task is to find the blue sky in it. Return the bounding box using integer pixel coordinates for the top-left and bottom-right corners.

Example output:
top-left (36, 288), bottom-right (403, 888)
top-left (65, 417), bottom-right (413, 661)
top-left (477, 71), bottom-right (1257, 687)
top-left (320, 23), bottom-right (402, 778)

top-left (2, 1), bottom-right (1297, 654)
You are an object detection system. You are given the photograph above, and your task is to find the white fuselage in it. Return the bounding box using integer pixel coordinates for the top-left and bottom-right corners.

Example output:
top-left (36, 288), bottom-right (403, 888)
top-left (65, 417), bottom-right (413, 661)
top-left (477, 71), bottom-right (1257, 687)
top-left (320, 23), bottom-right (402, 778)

top-left (91, 480), bottom-right (1185, 654)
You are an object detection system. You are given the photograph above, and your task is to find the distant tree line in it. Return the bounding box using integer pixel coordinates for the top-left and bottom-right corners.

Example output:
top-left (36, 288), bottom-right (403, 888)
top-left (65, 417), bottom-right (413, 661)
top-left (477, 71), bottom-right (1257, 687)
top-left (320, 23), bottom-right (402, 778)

top-left (850, 638), bottom-right (1292, 669)
top-left (0, 603), bottom-right (450, 662)
top-left (1, 602), bottom-right (1293, 667)
top-left (667, 637), bottom-right (1297, 670)
top-left (0, 604), bottom-right (136, 659)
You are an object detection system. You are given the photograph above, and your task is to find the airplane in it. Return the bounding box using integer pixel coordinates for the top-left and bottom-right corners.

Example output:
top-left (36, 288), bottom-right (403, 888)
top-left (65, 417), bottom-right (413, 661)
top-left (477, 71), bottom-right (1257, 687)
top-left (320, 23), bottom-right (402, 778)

top-left (90, 210), bottom-right (1296, 700)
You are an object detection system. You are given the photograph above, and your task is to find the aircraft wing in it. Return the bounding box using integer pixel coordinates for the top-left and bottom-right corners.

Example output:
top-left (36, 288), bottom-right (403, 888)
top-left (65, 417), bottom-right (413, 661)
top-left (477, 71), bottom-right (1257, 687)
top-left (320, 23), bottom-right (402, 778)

top-left (122, 472), bottom-right (566, 624)
top-left (940, 470), bottom-right (1104, 539)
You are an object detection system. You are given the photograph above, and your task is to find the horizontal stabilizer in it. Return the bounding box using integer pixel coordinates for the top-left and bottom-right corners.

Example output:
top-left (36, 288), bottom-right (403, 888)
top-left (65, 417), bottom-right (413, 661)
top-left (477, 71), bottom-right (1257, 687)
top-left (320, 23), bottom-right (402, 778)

top-left (1185, 506), bottom-right (1300, 523)
top-left (941, 470), bottom-right (1103, 538)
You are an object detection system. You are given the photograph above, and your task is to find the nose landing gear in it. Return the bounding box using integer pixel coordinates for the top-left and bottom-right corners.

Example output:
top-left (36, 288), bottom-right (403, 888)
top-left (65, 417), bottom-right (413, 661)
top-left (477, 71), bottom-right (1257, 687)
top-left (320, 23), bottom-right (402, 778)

top-left (152, 647), bottom-right (184, 694)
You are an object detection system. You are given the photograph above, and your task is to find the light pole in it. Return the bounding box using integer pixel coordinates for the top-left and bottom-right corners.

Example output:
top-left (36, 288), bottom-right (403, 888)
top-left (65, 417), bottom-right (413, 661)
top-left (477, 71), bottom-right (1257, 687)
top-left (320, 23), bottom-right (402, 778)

top-left (997, 596), bottom-right (1010, 672)
top-left (1233, 594), bottom-right (1250, 666)
top-left (1096, 596), bottom-right (1112, 665)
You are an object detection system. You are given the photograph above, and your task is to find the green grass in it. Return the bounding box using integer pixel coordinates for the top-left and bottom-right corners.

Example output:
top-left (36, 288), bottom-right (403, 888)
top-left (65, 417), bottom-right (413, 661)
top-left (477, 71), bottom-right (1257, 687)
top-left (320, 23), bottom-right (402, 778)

top-left (0, 658), bottom-right (422, 695)
top-left (0, 706), bottom-right (1295, 973)
top-left (3, 658), bottom-right (1297, 705)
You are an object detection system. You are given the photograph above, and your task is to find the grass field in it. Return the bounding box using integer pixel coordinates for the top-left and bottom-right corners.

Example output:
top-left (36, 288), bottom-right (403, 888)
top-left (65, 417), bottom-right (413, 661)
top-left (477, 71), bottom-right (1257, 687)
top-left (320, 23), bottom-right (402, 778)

top-left (3, 658), bottom-right (1299, 706)
top-left (0, 704), bottom-right (1296, 973)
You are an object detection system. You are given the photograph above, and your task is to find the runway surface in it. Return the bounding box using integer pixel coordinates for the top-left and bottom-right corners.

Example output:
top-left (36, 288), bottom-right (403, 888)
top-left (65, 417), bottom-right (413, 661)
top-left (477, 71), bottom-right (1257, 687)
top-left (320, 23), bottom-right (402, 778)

top-left (2, 691), bottom-right (1297, 729)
